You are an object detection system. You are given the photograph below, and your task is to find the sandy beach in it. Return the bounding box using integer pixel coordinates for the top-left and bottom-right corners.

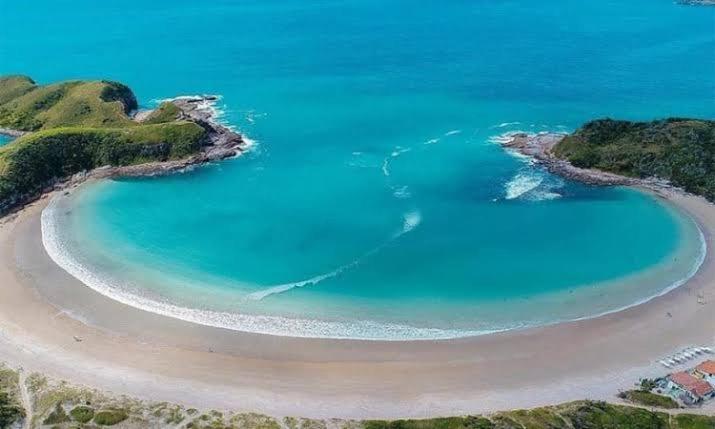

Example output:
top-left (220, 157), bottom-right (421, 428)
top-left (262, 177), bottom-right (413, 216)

top-left (0, 188), bottom-right (714, 419)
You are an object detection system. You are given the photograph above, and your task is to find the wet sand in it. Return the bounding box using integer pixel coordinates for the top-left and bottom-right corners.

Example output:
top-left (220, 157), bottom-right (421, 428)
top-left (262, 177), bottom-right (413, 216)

top-left (0, 189), bottom-right (714, 418)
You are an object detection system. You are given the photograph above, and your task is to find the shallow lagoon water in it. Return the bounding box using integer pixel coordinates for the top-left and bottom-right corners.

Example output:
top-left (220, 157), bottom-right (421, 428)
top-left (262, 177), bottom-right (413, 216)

top-left (4, 0), bottom-right (715, 339)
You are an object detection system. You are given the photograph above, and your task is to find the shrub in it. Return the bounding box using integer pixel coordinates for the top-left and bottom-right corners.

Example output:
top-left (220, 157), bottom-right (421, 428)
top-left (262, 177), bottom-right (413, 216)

top-left (43, 402), bottom-right (70, 425)
top-left (0, 391), bottom-right (24, 428)
top-left (70, 405), bottom-right (95, 423)
top-left (93, 409), bottom-right (128, 426)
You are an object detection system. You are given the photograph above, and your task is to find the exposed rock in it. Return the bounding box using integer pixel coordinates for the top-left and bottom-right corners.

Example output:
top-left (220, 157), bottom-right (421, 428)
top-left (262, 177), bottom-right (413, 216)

top-left (500, 132), bottom-right (675, 192)
top-left (0, 128), bottom-right (27, 138)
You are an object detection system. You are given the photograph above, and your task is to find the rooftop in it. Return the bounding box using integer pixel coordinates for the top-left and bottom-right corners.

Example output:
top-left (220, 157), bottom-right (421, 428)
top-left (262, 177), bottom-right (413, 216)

top-left (695, 360), bottom-right (715, 375)
top-left (670, 372), bottom-right (714, 397)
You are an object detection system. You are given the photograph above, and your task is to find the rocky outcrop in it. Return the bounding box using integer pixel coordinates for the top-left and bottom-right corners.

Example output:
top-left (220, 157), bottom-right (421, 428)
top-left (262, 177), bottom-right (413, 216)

top-left (171, 96), bottom-right (247, 161)
top-left (500, 132), bottom-right (673, 190)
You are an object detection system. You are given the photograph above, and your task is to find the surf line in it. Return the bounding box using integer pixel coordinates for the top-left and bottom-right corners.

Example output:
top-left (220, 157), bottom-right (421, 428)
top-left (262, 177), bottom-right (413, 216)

top-left (245, 211), bottom-right (422, 301)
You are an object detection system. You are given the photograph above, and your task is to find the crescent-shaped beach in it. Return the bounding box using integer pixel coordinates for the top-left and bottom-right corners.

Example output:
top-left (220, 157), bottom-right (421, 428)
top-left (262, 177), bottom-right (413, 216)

top-left (0, 187), bottom-right (713, 419)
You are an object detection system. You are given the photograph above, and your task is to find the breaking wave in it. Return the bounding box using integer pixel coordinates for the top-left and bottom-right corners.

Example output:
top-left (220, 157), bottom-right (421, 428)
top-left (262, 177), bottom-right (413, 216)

top-left (246, 211), bottom-right (422, 301)
top-left (505, 172), bottom-right (543, 200)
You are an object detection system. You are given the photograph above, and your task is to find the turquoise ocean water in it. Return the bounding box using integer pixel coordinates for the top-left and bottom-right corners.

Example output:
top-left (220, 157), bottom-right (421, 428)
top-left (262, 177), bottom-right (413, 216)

top-left (3, 0), bottom-right (714, 339)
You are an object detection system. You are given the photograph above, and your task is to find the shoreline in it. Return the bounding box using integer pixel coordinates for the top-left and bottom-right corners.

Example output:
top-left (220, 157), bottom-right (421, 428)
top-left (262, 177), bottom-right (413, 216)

top-left (38, 181), bottom-right (708, 341)
top-left (0, 141), bottom-right (714, 416)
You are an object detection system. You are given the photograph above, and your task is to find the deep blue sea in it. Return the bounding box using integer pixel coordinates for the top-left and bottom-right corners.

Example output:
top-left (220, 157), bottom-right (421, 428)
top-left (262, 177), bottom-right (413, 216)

top-left (3, 0), bottom-right (714, 339)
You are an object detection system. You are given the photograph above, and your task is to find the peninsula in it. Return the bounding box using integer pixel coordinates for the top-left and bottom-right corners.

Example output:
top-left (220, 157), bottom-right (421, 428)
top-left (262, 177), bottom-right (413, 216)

top-left (501, 118), bottom-right (715, 200)
top-left (0, 75), bottom-right (247, 214)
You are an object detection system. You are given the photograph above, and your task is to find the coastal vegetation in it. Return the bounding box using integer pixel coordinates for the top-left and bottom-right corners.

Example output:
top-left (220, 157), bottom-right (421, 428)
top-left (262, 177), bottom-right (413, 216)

top-left (618, 390), bottom-right (680, 409)
top-left (2, 366), bottom-right (715, 429)
top-left (553, 118), bottom-right (715, 200)
top-left (0, 366), bottom-right (24, 428)
top-left (0, 75), bottom-right (243, 214)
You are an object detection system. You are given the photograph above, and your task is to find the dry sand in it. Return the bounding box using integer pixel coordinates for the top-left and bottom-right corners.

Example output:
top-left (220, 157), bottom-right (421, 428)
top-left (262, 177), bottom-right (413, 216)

top-left (0, 189), bottom-right (714, 419)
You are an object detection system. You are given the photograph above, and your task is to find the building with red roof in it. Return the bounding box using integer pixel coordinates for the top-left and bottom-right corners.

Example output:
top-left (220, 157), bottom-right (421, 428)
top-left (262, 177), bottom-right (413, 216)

top-left (695, 360), bottom-right (715, 387)
top-left (667, 371), bottom-right (715, 405)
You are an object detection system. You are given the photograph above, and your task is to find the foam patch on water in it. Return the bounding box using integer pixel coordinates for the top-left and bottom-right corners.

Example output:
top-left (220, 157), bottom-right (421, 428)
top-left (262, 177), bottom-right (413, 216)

top-left (392, 185), bottom-right (411, 199)
top-left (444, 129), bottom-right (462, 136)
top-left (503, 169), bottom-right (564, 201)
top-left (505, 172), bottom-right (544, 200)
top-left (491, 121), bottom-right (522, 129)
top-left (400, 210), bottom-right (422, 234)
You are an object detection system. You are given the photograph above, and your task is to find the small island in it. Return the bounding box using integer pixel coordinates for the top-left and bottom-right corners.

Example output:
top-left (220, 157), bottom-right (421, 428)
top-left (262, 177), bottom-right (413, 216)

top-left (0, 75), bottom-right (247, 214)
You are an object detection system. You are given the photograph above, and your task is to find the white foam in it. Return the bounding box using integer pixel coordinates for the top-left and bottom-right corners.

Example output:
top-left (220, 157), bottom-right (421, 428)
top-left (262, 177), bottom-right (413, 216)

top-left (423, 138), bottom-right (440, 145)
top-left (381, 158), bottom-right (391, 177)
top-left (391, 147), bottom-right (411, 157)
top-left (400, 210), bottom-right (422, 234)
top-left (444, 129), bottom-right (462, 136)
top-left (492, 121), bottom-right (522, 129)
top-left (504, 172), bottom-right (543, 200)
top-left (392, 185), bottom-right (411, 199)
top-left (527, 190), bottom-right (562, 201)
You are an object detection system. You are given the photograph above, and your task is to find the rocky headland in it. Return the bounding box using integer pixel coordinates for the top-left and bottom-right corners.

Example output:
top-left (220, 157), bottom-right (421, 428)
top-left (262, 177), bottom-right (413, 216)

top-left (500, 117), bottom-right (715, 200)
top-left (0, 76), bottom-right (249, 215)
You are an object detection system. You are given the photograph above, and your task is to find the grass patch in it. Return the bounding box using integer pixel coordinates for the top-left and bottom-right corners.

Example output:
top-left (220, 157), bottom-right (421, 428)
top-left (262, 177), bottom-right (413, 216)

top-left (673, 414), bottom-right (715, 429)
top-left (143, 101), bottom-right (181, 124)
top-left (43, 402), bottom-right (71, 425)
top-left (0, 75), bottom-right (36, 105)
top-left (93, 409), bottom-right (128, 426)
top-left (364, 416), bottom-right (495, 429)
top-left (619, 390), bottom-right (680, 409)
top-left (70, 405), bottom-right (95, 423)
top-left (560, 401), bottom-right (669, 429)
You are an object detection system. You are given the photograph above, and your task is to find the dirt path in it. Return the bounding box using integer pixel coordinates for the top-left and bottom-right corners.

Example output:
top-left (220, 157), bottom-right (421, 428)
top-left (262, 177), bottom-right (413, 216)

top-left (18, 369), bottom-right (33, 429)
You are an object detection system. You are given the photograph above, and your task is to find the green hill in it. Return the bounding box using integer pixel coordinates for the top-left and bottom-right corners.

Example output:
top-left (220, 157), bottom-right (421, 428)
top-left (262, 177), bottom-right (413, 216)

top-left (553, 118), bottom-right (715, 200)
top-left (0, 75), bottom-right (137, 131)
top-left (0, 75), bottom-right (210, 213)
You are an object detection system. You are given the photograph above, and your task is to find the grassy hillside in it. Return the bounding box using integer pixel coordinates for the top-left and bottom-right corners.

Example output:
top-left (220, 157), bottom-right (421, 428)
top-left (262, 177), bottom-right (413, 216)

top-left (0, 76), bottom-right (138, 131)
top-left (553, 118), bottom-right (715, 200)
top-left (0, 75), bottom-right (210, 213)
top-left (142, 101), bottom-right (181, 124)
